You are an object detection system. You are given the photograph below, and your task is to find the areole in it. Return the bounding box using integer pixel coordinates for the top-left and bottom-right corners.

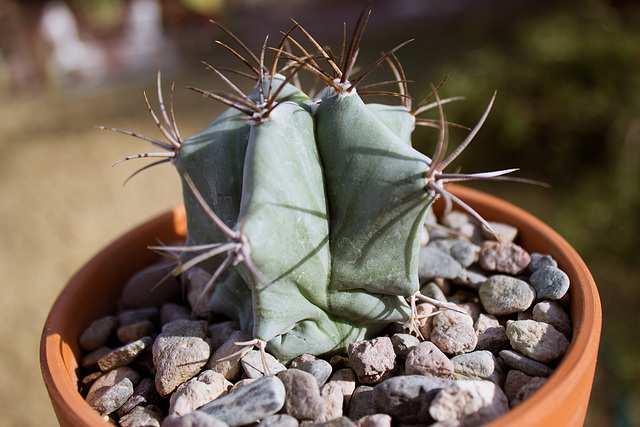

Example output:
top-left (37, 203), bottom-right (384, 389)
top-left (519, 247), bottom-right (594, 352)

top-left (40, 185), bottom-right (602, 427)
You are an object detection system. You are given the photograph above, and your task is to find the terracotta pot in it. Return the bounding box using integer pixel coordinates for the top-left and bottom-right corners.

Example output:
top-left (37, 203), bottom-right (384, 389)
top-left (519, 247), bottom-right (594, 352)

top-left (40, 185), bottom-right (601, 426)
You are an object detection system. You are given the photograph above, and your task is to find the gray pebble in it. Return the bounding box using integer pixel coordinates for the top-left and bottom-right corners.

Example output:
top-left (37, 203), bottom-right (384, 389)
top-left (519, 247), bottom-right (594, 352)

top-left (86, 367), bottom-right (140, 404)
top-left (440, 211), bottom-right (477, 239)
top-left (506, 320), bottom-right (570, 363)
top-left (153, 319), bottom-right (211, 397)
top-left (277, 369), bottom-right (326, 421)
top-left (119, 307), bottom-right (159, 327)
top-left (347, 386), bottom-right (376, 421)
top-left (529, 266), bottom-right (570, 300)
top-left (348, 337), bottom-right (397, 384)
top-left (452, 268), bottom-right (487, 290)
top-left (372, 375), bottom-right (452, 424)
top-left (258, 414), bottom-right (299, 427)
top-left (404, 341), bottom-right (454, 378)
top-left (533, 300), bottom-right (572, 339)
top-left (81, 346), bottom-right (112, 370)
top-left (120, 262), bottom-right (181, 309)
top-left (98, 336), bottom-right (153, 371)
top-left (418, 246), bottom-right (463, 282)
top-left (511, 377), bottom-right (547, 407)
top-left (528, 253), bottom-right (558, 273)
top-left (206, 330), bottom-right (253, 381)
top-left (117, 378), bottom-right (161, 417)
top-left (162, 412), bottom-right (229, 427)
top-left (451, 350), bottom-right (505, 386)
top-left (353, 414), bottom-right (392, 427)
top-left (430, 309), bottom-right (477, 355)
top-left (87, 377), bottom-right (134, 415)
top-left (474, 314), bottom-right (509, 354)
top-left (503, 370), bottom-right (533, 403)
top-left (117, 321), bottom-right (156, 344)
top-left (327, 368), bottom-right (357, 410)
top-left (160, 303), bottom-right (192, 327)
top-left (241, 350), bottom-right (287, 378)
top-left (429, 380), bottom-right (509, 426)
top-left (294, 359), bottom-right (334, 387)
top-left (429, 239), bottom-right (479, 268)
top-left (479, 241), bottom-right (531, 275)
top-left (319, 382), bottom-right (345, 421)
top-left (498, 350), bottom-right (554, 377)
top-left (199, 375), bottom-right (286, 426)
top-left (208, 321), bottom-right (240, 352)
top-left (169, 370), bottom-right (233, 416)
top-left (483, 221), bottom-right (519, 243)
top-left (420, 282), bottom-right (448, 303)
top-left (478, 275), bottom-right (536, 316)
top-left (119, 405), bottom-right (163, 427)
top-left (390, 333), bottom-right (420, 361)
top-left (79, 315), bottom-right (118, 351)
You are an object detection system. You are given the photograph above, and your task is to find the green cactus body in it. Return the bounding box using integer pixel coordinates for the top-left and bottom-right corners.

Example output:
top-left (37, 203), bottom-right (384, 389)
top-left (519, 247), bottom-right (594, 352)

top-left (366, 103), bottom-right (415, 145)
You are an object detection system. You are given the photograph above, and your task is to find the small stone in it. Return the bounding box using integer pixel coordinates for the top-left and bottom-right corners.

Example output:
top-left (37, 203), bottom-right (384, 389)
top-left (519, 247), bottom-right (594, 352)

top-left (418, 246), bottom-right (464, 282)
top-left (429, 380), bottom-right (509, 426)
top-left (98, 336), bottom-right (153, 371)
top-left (87, 377), bottom-right (134, 415)
top-left (206, 330), bottom-right (253, 381)
top-left (199, 375), bottom-right (286, 426)
top-left (208, 321), bottom-right (240, 352)
top-left (390, 333), bottom-right (420, 361)
top-left (503, 370), bottom-right (533, 403)
top-left (354, 414), bottom-right (392, 427)
top-left (478, 275), bottom-right (536, 316)
top-left (289, 353), bottom-right (317, 368)
top-left (420, 281), bottom-right (448, 303)
top-left (430, 308), bottom-right (477, 355)
top-left (371, 375), bottom-right (452, 424)
top-left (120, 262), bottom-right (181, 309)
top-left (498, 350), bottom-right (554, 377)
top-left (511, 377), bottom-right (547, 407)
top-left (229, 378), bottom-right (258, 393)
top-left (86, 367), bottom-right (140, 404)
top-left (319, 382), bottom-right (345, 421)
top-left (259, 414), bottom-right (299, 427)
top-left (277, 369), bottom-right (326, 421)
top-left (483, 221), bottom-right (519, 243)
top-left (440, 210), bottom-right (477, 239)
top-left (184, 267), bottom-right (216, 315)
top-left (293, 359), bottom-right (333, 387)
top-left (415, 303), bottom-right (436, 340)
top-left (429, 239), bottom-right (480, 268)
top-left (529, 266), bottom-right (570, 300)
top-left (533, 300), bottom-right (572, 339)
top-left (81, 346), bottom-right (113, 370)
top-left (241, 350), bottom-right (287, 378)
top-left (117, 321), bottom-right (156, 344)
top-left (119, 307), bottom-right (159, 327)
top-left (451, 350), bottom-right (505, 386)
top-left (404, 341), bottom-right (454, 378)
top-left (153, 319), bottom-right (211, 397)
top-left (479, 241), bottom-right (531, 275)
top-left (474, 314), bottom-right (510, 354)
top-left (528, 253), bottom-right (558, 273)
top-left (160, 303), bottom-right (192, 327)
top-left (118, 378), bottom-right (160, 417)
top-left (453, 268), bottom-right (487, 290)
top-left (348, 337), bottom-right (397, 384)
top-left (327, 368), bottom-right (357, 410)
top-left (163, 411), bottom-right (229, 427)
top-left (506, 320), bottom-right (570, 363)
top-left (347, 386), bottom-right (376, 421)
top-left (119, 405), bottom-right (163, 427)
top-left (169, 370), bottom-right (233, 416)
top-left (79, 315), bottom-right (118, 351)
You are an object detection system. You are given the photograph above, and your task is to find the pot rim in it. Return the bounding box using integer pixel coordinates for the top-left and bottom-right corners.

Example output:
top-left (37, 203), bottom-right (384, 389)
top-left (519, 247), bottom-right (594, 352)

top-left (40, 185), bottom-right (601, 426)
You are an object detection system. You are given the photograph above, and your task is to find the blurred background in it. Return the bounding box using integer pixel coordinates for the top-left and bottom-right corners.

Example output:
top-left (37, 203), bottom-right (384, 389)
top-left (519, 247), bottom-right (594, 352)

top-left (1, 0), bottom-right (638, 425)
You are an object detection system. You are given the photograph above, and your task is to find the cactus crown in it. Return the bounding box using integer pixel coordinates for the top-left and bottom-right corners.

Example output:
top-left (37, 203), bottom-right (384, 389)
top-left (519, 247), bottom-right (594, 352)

top-left (102, 8), bottom-right (536, 362)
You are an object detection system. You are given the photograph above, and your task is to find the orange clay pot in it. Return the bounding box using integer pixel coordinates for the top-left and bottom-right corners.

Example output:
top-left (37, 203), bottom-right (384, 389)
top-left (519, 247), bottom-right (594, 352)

top-left (40, 185), bottom-right (602, 426)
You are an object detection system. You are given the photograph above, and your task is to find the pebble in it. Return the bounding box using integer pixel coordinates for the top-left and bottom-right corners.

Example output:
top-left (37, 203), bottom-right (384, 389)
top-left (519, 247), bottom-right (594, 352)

top-left (420, 281), bottom-right (448, 303)
top-left (199, 376), bottom-right (286, 426)
top-left (353, 414), bottom-right (392, 427)
top-left (117, 378), bottom-right (161, 417)
top-left (206, 330), bottom-right (253, 381)
top-left (119, 405), bottom-right (163, 427)
top-left (511, 377), bottom-right (547, 407)
top-left (82, 346), bottom-right (113, 370)
top-left (277, 369), bottom-right (326, 420)
top-left (169, 370), bottom-right (232, 416)
top-left (119, 307), bottom-right (159, 327)
top-left (503, 370), bottom-right (534, 403)
top-left (307, 417), bottom-right (357, 427)
top-left (532, 301), bottom-right (572, 339)
top-left (479, 241), bottom-right (531, 275)
top-left (153, 319), bottom-right (211, 397)
top-left (117, 321), bottom-right (156, 344)
top-left (439, 211), bottom-right (477, 239)
top-left (429, 380), bottom-right (509, 426)
top-left (98, 336), bottom-right (153, 371)
top-left (415, 303), bottom-right (435, 340)
top-left (162, 411), bottom-right (229, 427)
top-left (347, 386), bottom-right (376, 420)
top-left (452, 268), bottom-right (487, 290)
top-left (450, 350), bottom-right (505, 386)
top-left (372, 375), bottom-right (452, 424)
top-left (430, 309), bottom-right (477, 355)
top-left (79, 315), bottom-right (118, 351)
top-left (528, 253), bottom-right (558, 273)
top-left (348, 337), bottom-right (397, 384)
top-left (390, 333), bottom-right (420, 361)
top-left (474, 314), bottom-right (509, 354)
top-left (87, 377), bottom-right (135, 415)
top-left (498, 350), bottom-right (554, 378)
top-left (259, 414), bottom-right (299, 427)
top-left (294, 359), bottom-right (334, 387)
top-left (429, 239), bottom-right (480, 268)
top-left (418, 246), bottom-right (464, 281)
top-left (86, 367), bottom-right (140, 405)
top-left (478, 275), bottom-right (536, 315)
top-left (241, 350), bottom-right (287, 378)
top-left (404, 341), bottom-right (454, 378)
top-left (529, 265), bottom-right (570, 300)
top-left (483, 221), bottom-right (519, 243)
top-left (160, 303), bottom-right (192, 327)
top-left (120, 262), bottom-right (182, 309)
top-left (208, 320), bottom-right (241, 352)
top-left (506, 320), bottom-right (570, 363)
top-left (327, 368), bottom-right (357, 410)
top-left (319, 382), bottom-right (346, 421)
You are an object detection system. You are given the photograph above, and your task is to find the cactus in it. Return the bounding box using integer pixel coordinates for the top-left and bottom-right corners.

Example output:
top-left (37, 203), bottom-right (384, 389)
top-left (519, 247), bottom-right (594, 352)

top-left (103, 10), bottom-right (523, 362)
